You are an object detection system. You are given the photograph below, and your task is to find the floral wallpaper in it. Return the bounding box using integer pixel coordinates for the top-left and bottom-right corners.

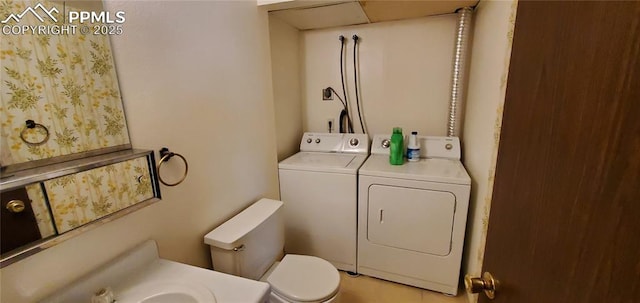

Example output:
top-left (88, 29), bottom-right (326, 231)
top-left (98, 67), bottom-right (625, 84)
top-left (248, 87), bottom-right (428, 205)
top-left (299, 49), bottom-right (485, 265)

top-left (44, 156), bottom-right (153, 233)
top-left (476, 0), bottom-right (519, 268)
top-left (0, 0), bottom-right (129, 166)
top-left (25, 183), bottom-right (56, 238)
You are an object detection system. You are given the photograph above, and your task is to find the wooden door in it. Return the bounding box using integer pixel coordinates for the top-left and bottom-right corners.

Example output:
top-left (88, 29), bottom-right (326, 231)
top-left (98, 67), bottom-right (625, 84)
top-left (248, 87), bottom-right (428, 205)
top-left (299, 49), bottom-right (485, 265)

top-left (1, 187), bottom-right (42, 254)
top-left (479, 1), bottom-right (640, 302)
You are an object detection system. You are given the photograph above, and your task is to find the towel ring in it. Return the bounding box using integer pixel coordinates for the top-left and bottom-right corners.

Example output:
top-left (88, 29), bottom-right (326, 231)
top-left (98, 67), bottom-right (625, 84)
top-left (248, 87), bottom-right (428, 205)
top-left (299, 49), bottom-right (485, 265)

top-left (157, 147), bottom-right (188, 187)
top-left (20, 120), bottom-right (49, 146)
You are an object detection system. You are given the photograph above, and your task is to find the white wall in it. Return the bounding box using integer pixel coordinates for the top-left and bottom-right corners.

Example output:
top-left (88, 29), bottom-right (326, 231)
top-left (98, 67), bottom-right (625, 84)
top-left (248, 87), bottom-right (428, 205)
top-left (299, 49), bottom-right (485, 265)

top-left (301, 15), bottom-right (457, 136)
top-left (0, 1), bottom-right (279, 302)
top-left (269, 15), bottom-right (303, 161)
top-left (461, 1), bottom-right (517, 302)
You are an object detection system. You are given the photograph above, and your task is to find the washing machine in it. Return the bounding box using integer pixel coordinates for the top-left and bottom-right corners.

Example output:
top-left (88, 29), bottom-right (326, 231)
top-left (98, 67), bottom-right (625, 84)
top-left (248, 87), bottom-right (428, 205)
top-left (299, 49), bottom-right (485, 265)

top-left (357, 135), bottom-right (470, 295)
top-left (278, 132), bottom-right (369, 272)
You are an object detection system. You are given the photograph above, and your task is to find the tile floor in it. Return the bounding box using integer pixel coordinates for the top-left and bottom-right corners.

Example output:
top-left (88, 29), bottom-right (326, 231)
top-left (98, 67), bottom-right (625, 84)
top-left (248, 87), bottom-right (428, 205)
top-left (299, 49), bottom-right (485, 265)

top-left (337, 271), bottom-right (469, 303)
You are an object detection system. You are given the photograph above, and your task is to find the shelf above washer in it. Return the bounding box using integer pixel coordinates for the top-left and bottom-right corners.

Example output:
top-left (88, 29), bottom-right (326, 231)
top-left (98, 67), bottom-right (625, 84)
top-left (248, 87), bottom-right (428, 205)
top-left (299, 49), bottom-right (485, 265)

top-left (261, 0), bottom-right (479, 30)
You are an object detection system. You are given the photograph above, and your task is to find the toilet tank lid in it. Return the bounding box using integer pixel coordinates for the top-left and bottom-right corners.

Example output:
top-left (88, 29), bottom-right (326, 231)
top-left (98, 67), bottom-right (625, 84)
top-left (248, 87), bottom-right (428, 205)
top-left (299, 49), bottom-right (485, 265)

top-left (204, 198), bottom-right (283, 250)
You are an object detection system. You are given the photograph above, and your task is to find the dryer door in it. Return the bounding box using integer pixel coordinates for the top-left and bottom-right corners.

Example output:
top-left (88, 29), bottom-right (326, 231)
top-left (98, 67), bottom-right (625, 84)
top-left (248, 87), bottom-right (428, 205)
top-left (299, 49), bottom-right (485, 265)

top-left (367, 185), bottom-right (455, 256)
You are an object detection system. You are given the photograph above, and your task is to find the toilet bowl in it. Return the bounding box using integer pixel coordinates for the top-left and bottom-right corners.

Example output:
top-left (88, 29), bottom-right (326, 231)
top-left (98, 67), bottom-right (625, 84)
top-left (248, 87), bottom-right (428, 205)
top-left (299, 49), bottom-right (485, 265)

top-left (204, 198), bottom-right (340, 303)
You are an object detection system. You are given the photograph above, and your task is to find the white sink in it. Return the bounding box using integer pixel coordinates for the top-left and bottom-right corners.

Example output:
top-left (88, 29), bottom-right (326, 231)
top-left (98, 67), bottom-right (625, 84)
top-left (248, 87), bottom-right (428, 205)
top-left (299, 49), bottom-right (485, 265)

top-left (41, 240), bottom-right (270, 303)
top-left (117, 281), bottom-right (216, 303)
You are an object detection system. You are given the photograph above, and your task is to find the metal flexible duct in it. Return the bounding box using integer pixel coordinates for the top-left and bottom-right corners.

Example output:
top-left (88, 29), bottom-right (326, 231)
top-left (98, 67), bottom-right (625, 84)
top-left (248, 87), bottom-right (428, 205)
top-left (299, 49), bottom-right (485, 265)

top-left (447, 7), bottom-right (473, 137)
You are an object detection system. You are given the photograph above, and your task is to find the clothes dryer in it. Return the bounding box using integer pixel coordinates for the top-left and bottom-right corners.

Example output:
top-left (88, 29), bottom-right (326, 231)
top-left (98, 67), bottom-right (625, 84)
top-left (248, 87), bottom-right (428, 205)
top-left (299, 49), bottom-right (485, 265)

top-left (279, 133), bottom-right (369, 272)
top-left (357, 135), bottom-right (470, 295)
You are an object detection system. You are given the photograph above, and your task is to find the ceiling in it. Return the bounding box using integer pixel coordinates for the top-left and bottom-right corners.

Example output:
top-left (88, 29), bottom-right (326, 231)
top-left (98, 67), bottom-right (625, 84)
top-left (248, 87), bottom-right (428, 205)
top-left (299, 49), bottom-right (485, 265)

top-left (262, 0), bottom-right (479, 30)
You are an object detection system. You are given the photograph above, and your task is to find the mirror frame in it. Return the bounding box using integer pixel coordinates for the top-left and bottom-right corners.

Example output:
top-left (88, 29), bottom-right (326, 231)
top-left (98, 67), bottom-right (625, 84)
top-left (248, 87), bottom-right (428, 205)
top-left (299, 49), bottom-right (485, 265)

top-left (0, 149), bottom-right (161, 268)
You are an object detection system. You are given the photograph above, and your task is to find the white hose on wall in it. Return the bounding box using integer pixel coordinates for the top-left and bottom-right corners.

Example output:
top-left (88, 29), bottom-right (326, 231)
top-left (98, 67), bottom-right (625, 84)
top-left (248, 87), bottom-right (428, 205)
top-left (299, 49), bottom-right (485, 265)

top-left (447, 7), bottom-right (474, 137)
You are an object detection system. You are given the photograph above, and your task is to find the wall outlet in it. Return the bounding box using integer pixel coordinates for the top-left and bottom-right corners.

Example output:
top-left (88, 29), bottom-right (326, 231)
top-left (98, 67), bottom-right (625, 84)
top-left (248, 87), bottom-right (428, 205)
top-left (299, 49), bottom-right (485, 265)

top-left (322, 88), bottom-right (333, 100)
top-left (326, 118), bottom-right (335, 132)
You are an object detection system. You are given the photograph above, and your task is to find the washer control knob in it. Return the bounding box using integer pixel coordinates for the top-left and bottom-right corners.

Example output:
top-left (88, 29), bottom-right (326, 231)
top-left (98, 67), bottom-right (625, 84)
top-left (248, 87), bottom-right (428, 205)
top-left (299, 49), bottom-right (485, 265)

top-left (445, 143), bottom-right (453, 150)
top-left (349, 138), bottom-right (359, 147)
top-left (306, 138), bottom-right (312, 144)
top-left (315, 138), bottom-right (321, 144)
top-left (381, 139), bottom-right (390, 149)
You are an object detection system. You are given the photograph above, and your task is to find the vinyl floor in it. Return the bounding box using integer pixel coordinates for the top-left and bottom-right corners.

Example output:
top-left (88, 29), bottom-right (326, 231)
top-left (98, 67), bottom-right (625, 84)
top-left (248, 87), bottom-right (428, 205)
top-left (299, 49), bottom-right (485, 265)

top-left (336, 271), bottom-right (469, 303)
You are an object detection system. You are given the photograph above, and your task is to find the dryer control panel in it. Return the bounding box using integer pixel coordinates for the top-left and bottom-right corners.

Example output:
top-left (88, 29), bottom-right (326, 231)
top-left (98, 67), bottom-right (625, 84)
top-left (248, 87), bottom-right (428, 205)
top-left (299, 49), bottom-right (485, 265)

top-left (371, 135), bottom-right (461, 160)
top-left (300, 133), bottom-right (370, 154)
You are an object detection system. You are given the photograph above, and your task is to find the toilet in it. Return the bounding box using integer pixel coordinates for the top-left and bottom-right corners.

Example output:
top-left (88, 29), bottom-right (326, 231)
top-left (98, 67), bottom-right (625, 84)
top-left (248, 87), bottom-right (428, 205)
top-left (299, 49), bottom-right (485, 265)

top-left (204, 198), bottom-right (340, 303)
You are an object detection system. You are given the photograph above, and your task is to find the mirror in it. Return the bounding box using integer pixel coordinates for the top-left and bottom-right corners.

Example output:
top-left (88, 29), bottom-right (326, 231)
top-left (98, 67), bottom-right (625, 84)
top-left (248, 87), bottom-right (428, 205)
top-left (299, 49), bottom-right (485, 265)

top-left (0, 0), bottom-right (160, 266)
top-left (1, 184), bottom-right (56, 255)
top-left (1, 150), bottom-right (160, 265)
top-left (0, 0), bottom-right (130, 171)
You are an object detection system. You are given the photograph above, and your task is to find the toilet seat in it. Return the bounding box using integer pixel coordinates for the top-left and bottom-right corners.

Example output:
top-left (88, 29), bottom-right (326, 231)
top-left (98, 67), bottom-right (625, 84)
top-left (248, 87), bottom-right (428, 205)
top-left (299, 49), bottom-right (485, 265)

top-left (266, 254), bottom-right (340, 302)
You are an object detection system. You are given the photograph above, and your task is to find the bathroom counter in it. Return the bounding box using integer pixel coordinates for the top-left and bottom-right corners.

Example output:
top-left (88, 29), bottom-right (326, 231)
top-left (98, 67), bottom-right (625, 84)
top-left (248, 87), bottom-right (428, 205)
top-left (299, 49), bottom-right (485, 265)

top-left (114, 258), bottom-right (271, 303)
top-left (40, 240), bottom-right (270, 303)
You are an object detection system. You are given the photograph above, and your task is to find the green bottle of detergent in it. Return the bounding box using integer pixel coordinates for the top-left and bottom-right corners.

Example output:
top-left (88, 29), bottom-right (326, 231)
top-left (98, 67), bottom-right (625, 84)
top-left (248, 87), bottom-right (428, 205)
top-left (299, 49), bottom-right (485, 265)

top-left (390, 127), bottom-right (404, 165)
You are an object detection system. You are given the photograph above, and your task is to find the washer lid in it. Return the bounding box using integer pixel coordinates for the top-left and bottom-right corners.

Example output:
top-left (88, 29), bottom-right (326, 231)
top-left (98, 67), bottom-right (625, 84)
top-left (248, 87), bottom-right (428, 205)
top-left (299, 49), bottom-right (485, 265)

top-left (359, 155), bottom-right (471, 185)
top-left (278, 152), bottom-right (367, 174)
top-left (267, 255), bottom-right (340, 303)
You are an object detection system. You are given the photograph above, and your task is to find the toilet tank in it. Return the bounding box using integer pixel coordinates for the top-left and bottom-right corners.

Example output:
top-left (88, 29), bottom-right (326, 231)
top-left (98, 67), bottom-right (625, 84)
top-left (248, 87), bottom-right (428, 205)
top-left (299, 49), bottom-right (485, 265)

top-left (204, 198), bottom-right (285, 280)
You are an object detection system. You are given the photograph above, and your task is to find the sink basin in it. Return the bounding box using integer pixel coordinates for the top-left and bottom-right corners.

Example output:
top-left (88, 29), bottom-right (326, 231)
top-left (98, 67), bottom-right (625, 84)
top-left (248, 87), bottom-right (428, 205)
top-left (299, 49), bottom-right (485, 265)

top-left (117, 281), bottom-right (216, 303)
top-left (40, 240), bottom-right (270, 303)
